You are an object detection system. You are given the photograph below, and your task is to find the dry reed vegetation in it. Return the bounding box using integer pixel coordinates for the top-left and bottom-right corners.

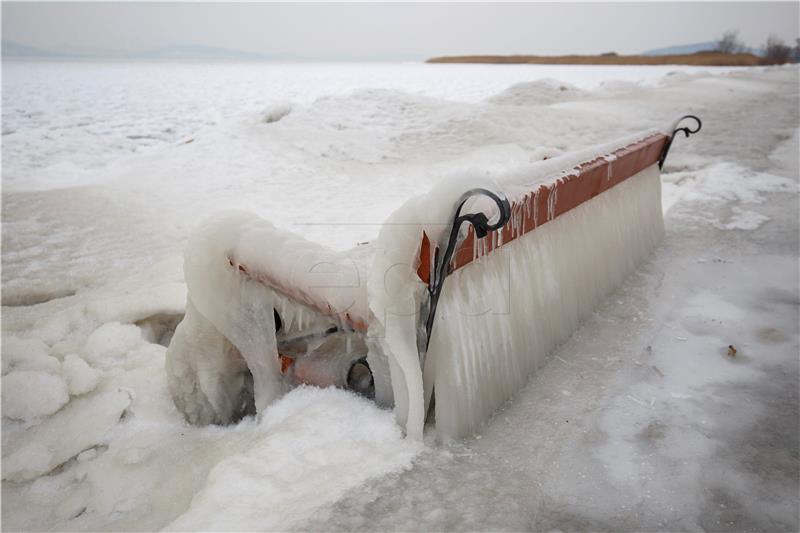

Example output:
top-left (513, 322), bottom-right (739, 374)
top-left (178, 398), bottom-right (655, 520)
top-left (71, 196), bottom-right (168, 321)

top-left (426, 52), bottom-right (767, 66)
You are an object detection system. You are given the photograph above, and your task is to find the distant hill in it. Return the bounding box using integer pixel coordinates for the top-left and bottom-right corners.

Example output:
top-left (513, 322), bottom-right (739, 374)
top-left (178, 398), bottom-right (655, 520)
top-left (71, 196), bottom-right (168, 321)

top-left (644, 41), bottom-right (764, 57)
top-left (137, 45), bottom-right (267, 60)
top-left (643, 42), bottom-right (717, 56)
top-left (2, 40), bottom-right (269, 60)
top-left (1, 40), bottom-right (406, 62)
top-left (2, 40), bottom-right (64, 58)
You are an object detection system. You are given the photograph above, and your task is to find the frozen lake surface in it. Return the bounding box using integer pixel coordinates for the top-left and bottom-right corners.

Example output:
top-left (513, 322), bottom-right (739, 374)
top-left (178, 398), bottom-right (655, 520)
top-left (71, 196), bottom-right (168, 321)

top-left (2, 61), bottom-right (798, 531)
top-left (3, 61), bottom-right (749, 192)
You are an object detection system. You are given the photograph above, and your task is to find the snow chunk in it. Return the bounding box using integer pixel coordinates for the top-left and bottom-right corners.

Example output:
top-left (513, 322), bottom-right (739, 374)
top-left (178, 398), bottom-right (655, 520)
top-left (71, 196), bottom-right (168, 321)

top-left (83, 322), bottom-right (142, 369)
top-left (261, 102), bottom-right (292, 123)
top-left (2, 336), bottom-right (60, 375)
top-left (3, 336), bottom-right (50, 361)
top-left (488, 79), bottom-right (585, 106)
top-left (672, 162), bottom-right (796, 229)
top-left (1, 443), bottom-right (53, 482)
top-left (2, 389), bottom-right (131, 482)
top-left (2, 371), bottom-right (69, 421)
top-left (718, 210), bottom-right (770, 231)
top-left (62, 354), bottom-right (99, 396)
top-left (530, 146), bottom-right (564, 162)
top-left (168, 387), bottom-right (421, 531)
top-left (685, 162), bottom-right (797, 205)
top-left (7, 354), bottom-right (62, 375)
top-left (76, 447), bottom-right (98, 463)
top-left (85, 279), bottom-right (186, 326)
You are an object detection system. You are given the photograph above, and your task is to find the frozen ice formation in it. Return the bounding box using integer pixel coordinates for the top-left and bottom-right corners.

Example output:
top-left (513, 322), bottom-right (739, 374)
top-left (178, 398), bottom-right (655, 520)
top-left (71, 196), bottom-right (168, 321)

top-left (2, 371), bottom-right (70, 422)
top-left (426, 165), bottom-right (663, 438)
top-left (166, 387), bottom-right (421, 531)
top-left (2, 336), bottom-right (61, 375)
top-left (62, 354), bottom-right (100, 396)
top-left (166, 129), bottom-right (667, 441)
top-left (167, 212), bottom-right (374, 425)
top-left (83, 322), bottom-right (143, 369)
top-left (2, 389), bottom-right (132, 482)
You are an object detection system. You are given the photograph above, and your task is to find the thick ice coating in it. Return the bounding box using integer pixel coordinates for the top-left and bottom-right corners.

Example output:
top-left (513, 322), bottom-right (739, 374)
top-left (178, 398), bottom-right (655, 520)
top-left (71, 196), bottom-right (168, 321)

top-left (366, 173), bottom-right (507, 439)
top-left (167, 130), bottom-right (666, 441)
top-left (427, 165), bottom-right (664, 439)
top-left (366, 131), bottom-right (666, 439)
top-left (167, 212), bottom-right (374, 425)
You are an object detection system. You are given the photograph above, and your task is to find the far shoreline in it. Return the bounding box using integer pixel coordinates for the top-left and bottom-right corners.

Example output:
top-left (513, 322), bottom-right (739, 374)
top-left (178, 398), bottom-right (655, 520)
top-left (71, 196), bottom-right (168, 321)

top-left (426, 52), bottom-right (775, 67)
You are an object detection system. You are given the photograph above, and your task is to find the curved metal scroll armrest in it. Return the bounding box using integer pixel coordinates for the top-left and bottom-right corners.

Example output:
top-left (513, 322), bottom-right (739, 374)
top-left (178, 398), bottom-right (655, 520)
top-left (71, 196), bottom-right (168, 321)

top-left (422, 188), bottom-right (512, 356)
top-left (658, 115), bottom-right (702, 170)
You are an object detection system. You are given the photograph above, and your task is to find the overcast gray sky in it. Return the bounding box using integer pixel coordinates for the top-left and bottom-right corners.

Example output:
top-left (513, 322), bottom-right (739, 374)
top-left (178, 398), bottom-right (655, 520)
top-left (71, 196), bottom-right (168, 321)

top-left (3, 2), bottom-right (799, 59)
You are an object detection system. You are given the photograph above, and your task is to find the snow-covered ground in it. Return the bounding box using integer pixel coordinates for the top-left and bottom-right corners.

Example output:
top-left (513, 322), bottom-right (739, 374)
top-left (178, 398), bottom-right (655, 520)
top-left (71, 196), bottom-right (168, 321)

top-left (2, 62), bottom-right (798, 531)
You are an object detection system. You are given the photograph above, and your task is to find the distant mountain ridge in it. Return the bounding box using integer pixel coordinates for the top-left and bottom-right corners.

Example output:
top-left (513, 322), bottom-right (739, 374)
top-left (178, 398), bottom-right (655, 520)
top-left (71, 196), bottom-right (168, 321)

top-left (643, 41), bottom-right (763, 57)
top-left (1, 40), bottom-right (420, 62)
top-left (1, 40), bottom-right (271, 60)
top-left (137, 45), bottom-right (267, 60)
top-left (2, 40), bottom-right (64, 58)
top-left (642, 42), bottom-right (717, 56)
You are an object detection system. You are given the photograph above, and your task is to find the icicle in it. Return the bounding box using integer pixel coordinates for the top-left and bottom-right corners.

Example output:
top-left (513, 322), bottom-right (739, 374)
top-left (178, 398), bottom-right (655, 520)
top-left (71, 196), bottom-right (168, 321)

top-left (546, 184), bottom-right (558, 221)
top-left (605, 153), bottom-right (618, 181)
top-left (472, 226), bottom-right (479, 262)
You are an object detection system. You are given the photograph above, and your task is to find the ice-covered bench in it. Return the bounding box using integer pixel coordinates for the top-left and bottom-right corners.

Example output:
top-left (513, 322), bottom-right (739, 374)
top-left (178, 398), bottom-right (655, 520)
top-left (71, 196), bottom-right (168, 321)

top-left (166, 117), bottom-right (700, 440)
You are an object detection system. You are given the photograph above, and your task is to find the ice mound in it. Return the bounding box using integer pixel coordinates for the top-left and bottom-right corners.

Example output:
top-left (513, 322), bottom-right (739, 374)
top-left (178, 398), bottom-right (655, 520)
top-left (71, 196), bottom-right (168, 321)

top-left (674, 162), bottom-right (798, 230)
top-left (261, 102), bottom-right (292, 123)
top-left (596, 79), bottom-right (643, 95)
top-left (488, 79), bottom-right (586, 106)
top-left (168, 386), bottom-right (422, 531)
top-left (290, 89), bottom-right (457, 163)
top-left (2, 371), bottom-right (69, 422)
top-left (2, 336), bottom-right (61, 374)
top-left (529, 146), bottom-right (564, 161)
top-left (2, 389), bottom-right (132, 482)
top-left (62, 354), bottom-right (100, 396)
top-left (83, 322), bottom-right (143, 369)
top-left (685, 162), bottom-right (797, 205)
